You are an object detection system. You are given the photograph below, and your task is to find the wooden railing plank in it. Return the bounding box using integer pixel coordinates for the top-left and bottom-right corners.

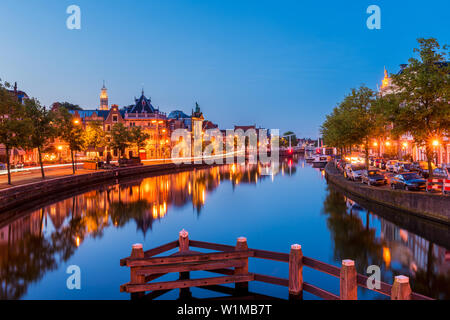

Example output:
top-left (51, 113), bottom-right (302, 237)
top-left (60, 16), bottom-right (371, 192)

top-left (136, 260), bottom-right (245, 275)
top-left (125, 250), bottom-right (254, 267)
top-left (124, 274), bottom-right (255, 293)
top-left (303, 256), bottom-right (340, 277)
top-left (303, 282), bottom-right (340, 300)
top-left (253, 273), bottom-right (289, 287)
top-left (252, 249), bottom-right (289, 262)
top-left (120, 240), bottom-right (178, 266)
top-left (189, 240), bottom-right (234, 252)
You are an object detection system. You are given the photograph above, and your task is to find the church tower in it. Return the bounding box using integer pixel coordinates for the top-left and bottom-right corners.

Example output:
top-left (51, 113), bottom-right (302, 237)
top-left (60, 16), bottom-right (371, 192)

top-left (99, 81), bottom-right (109, 110)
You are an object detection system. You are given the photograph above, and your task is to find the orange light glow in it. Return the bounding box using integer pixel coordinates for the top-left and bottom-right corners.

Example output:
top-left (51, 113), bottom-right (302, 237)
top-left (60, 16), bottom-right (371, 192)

top-left (385, 141), bottom-right (391, 147)
top-left (76, 236), bottom-right (80, 247)
top-left (57, 146), bottom-right (63, 150)
top-left (373, 142), bottom-right (378, 147)
top-left (402, 142), bottom-right (408, 148)
top-left (381, 68), bottom-right (391, 89)
top-left (383, 247), bottom-right (391, 267)
top-left (73, 119), bottom-right (80, 125)
top-left (432, 140), bottom-right (440, 147)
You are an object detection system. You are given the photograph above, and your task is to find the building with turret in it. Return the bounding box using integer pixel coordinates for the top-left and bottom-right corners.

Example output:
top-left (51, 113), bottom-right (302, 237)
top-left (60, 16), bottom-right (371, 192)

top-left (99, 81), bottom-right (109, 111)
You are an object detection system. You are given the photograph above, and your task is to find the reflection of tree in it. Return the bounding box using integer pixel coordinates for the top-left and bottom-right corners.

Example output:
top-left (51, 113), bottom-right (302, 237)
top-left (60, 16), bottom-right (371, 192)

top-left (409, 243), bottom-right (450, 300)
top-left (324, 185), bottom-right (450, 299)
top-left (0, 234), bottom-right (58, 299)
top-left (321, 187), bottom-right (384, 275)
top-left (0, 161), bottom-right (299, 299)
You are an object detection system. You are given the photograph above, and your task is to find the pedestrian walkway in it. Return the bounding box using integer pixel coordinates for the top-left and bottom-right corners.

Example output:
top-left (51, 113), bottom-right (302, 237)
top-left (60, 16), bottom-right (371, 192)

top-left (0, 161), bottom-right (170, 190)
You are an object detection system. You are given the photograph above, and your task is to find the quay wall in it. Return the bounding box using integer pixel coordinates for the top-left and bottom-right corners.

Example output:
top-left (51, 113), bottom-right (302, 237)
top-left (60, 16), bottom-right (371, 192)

top-left (0, 162), bottom-right (212, 213)
top-left (325, 163), bottom-right (450, 225)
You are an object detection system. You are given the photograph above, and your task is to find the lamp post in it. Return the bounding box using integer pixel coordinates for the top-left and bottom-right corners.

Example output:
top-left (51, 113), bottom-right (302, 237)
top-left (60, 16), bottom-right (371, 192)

top-left (432, 140), bottom-right (440, 165)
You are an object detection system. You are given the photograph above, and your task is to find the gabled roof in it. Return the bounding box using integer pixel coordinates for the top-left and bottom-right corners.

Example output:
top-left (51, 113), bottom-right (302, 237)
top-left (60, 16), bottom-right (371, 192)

top-left (128, 91), bottom-right (156, 113)
top-left (168, 110), bottom-right (190, 119)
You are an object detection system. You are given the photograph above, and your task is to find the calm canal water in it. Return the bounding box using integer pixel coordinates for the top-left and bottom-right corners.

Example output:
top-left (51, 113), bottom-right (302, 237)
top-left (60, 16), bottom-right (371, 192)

top-left (1, 156), bottom-right (449, 300)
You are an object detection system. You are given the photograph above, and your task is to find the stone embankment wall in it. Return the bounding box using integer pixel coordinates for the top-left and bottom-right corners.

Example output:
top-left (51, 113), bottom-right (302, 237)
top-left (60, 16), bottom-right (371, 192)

top-left (325, 163), bottom-right (450, 225)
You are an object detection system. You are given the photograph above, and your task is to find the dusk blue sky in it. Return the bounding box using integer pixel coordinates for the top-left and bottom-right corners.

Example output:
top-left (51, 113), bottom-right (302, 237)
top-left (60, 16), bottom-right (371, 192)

top-left (0, 0), bottom-right (448, 137)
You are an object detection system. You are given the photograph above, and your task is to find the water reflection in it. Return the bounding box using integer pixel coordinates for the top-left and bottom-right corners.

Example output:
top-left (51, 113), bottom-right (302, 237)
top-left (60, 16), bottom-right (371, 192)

top-left (0, 159), bottom-right (298, 299)
top-left (0, 156), bottom-right (448, 300)
top-left (322, 186), bottom-right (450, 299)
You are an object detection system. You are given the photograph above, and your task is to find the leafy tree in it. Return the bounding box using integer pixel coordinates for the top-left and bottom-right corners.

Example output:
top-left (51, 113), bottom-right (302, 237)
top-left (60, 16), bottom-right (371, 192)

top-left (321, 86), bottom-right (381, 168)
top-left (280, 131), bottom-right (298, 148)
top-left (390, 38), bottom-right (450, 175)
top-left (54, 102), bottom-right (82, 111)
top-left (0, 81), bottom-right (31, 184)
top-left (129, 126), bottom-right (150, 157)
top-left (54, 108), bottom-right (85, 174)
top-left (24, 98), bottom-right (57, 179)
top-left (109, 123), bottom-right (130, 159)
top-left (84, 121), bottom-right (106, 159)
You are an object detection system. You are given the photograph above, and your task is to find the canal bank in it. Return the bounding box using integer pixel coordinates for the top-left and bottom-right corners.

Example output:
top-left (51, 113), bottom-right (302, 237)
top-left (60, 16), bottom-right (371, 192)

top-left (0, 162), bottom-right (216, 213)
top-left (325, 163), bottom-right (450, 225)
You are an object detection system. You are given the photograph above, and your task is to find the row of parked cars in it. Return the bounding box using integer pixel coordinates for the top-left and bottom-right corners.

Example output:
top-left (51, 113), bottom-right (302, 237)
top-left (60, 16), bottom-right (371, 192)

top-left (370, 158), bottom-right (449, 179)
top-left (0, 162), bottom-right (24, 170)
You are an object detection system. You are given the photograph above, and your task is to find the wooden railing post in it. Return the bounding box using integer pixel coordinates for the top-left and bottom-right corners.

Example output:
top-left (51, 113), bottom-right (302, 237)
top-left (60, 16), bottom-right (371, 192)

top-left (340, 259), bottom-right (357, 300)
top-left (391, 275), bottom-right (412, 300)
top-left (179, 229), bottom-right (189, 252)
top-left (288, 244), bottom-right (303, 300)
top-left (234, 237), bottom-right (249, 294)
top-left (178, 229), bottom-right (192, 299)
top-left (130, 243), bottom-right (145, 300)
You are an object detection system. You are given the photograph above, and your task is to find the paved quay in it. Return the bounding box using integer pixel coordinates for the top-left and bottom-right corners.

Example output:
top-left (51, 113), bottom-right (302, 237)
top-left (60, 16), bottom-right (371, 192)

top-left (0, 161), bottom-right (168, 190)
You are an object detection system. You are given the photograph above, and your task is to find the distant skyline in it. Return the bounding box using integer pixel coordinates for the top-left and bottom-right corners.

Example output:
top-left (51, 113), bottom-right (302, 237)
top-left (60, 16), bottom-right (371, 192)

top-left (0, 0), bottom-right (449, 137)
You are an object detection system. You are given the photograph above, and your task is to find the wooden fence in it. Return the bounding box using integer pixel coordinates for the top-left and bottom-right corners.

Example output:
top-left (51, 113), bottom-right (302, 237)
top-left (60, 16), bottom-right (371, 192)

top-left (120, 230), bottom-right (433, 300)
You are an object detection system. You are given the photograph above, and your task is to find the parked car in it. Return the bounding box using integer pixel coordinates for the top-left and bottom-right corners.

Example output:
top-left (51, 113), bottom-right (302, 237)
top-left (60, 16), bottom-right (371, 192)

top-left (386, 160), bottom-right (399, 172)
top-left (344, 163), bottom-right (365, 181)
top-left (0, 163), bottom-right (6, 170)
top-left (412, 161), bottom-right (437, 178)
top-left (390, 173), bottom-right (427, 191)
top-left (337, 160), bottom-right (347, 173)
top-left (361, 170), bottom-right (387, 186)
top-left (377, 159), bottom-right (387, 170)
top-left (12, 162), bottom-right (24, 169)
top-left (432, 167), bottom-right (449, 179)
top-left (393, 161), bottom-right (411, 173)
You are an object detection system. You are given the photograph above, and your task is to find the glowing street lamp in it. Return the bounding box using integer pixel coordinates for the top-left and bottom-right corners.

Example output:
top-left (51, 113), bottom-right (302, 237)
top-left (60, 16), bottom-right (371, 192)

top-left (73, 119), bottom-right (80, 125)
top-left (432, 140), bottom-right (440, 147)
top-left (385, 141), bottom-right (391, 147)
top-left (402, 142), bottom-right (408, 148)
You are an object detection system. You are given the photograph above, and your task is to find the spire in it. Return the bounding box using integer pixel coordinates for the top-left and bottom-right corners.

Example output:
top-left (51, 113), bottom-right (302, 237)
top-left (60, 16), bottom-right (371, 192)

top-left (381, 67), bottom-right (390, 89)
top-left (102, 80), bottom-right (106, 89)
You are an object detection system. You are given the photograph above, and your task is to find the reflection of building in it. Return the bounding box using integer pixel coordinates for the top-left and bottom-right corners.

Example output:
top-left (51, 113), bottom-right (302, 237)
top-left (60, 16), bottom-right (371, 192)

top-left (380, 220), bottom-right (450, 275)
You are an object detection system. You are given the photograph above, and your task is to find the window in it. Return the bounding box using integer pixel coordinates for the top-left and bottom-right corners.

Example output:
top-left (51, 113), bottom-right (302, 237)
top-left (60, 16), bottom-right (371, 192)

top-left (113, 116), bottom-right (118, 122)
top-left (107, 125), bottom-right (110, 131)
